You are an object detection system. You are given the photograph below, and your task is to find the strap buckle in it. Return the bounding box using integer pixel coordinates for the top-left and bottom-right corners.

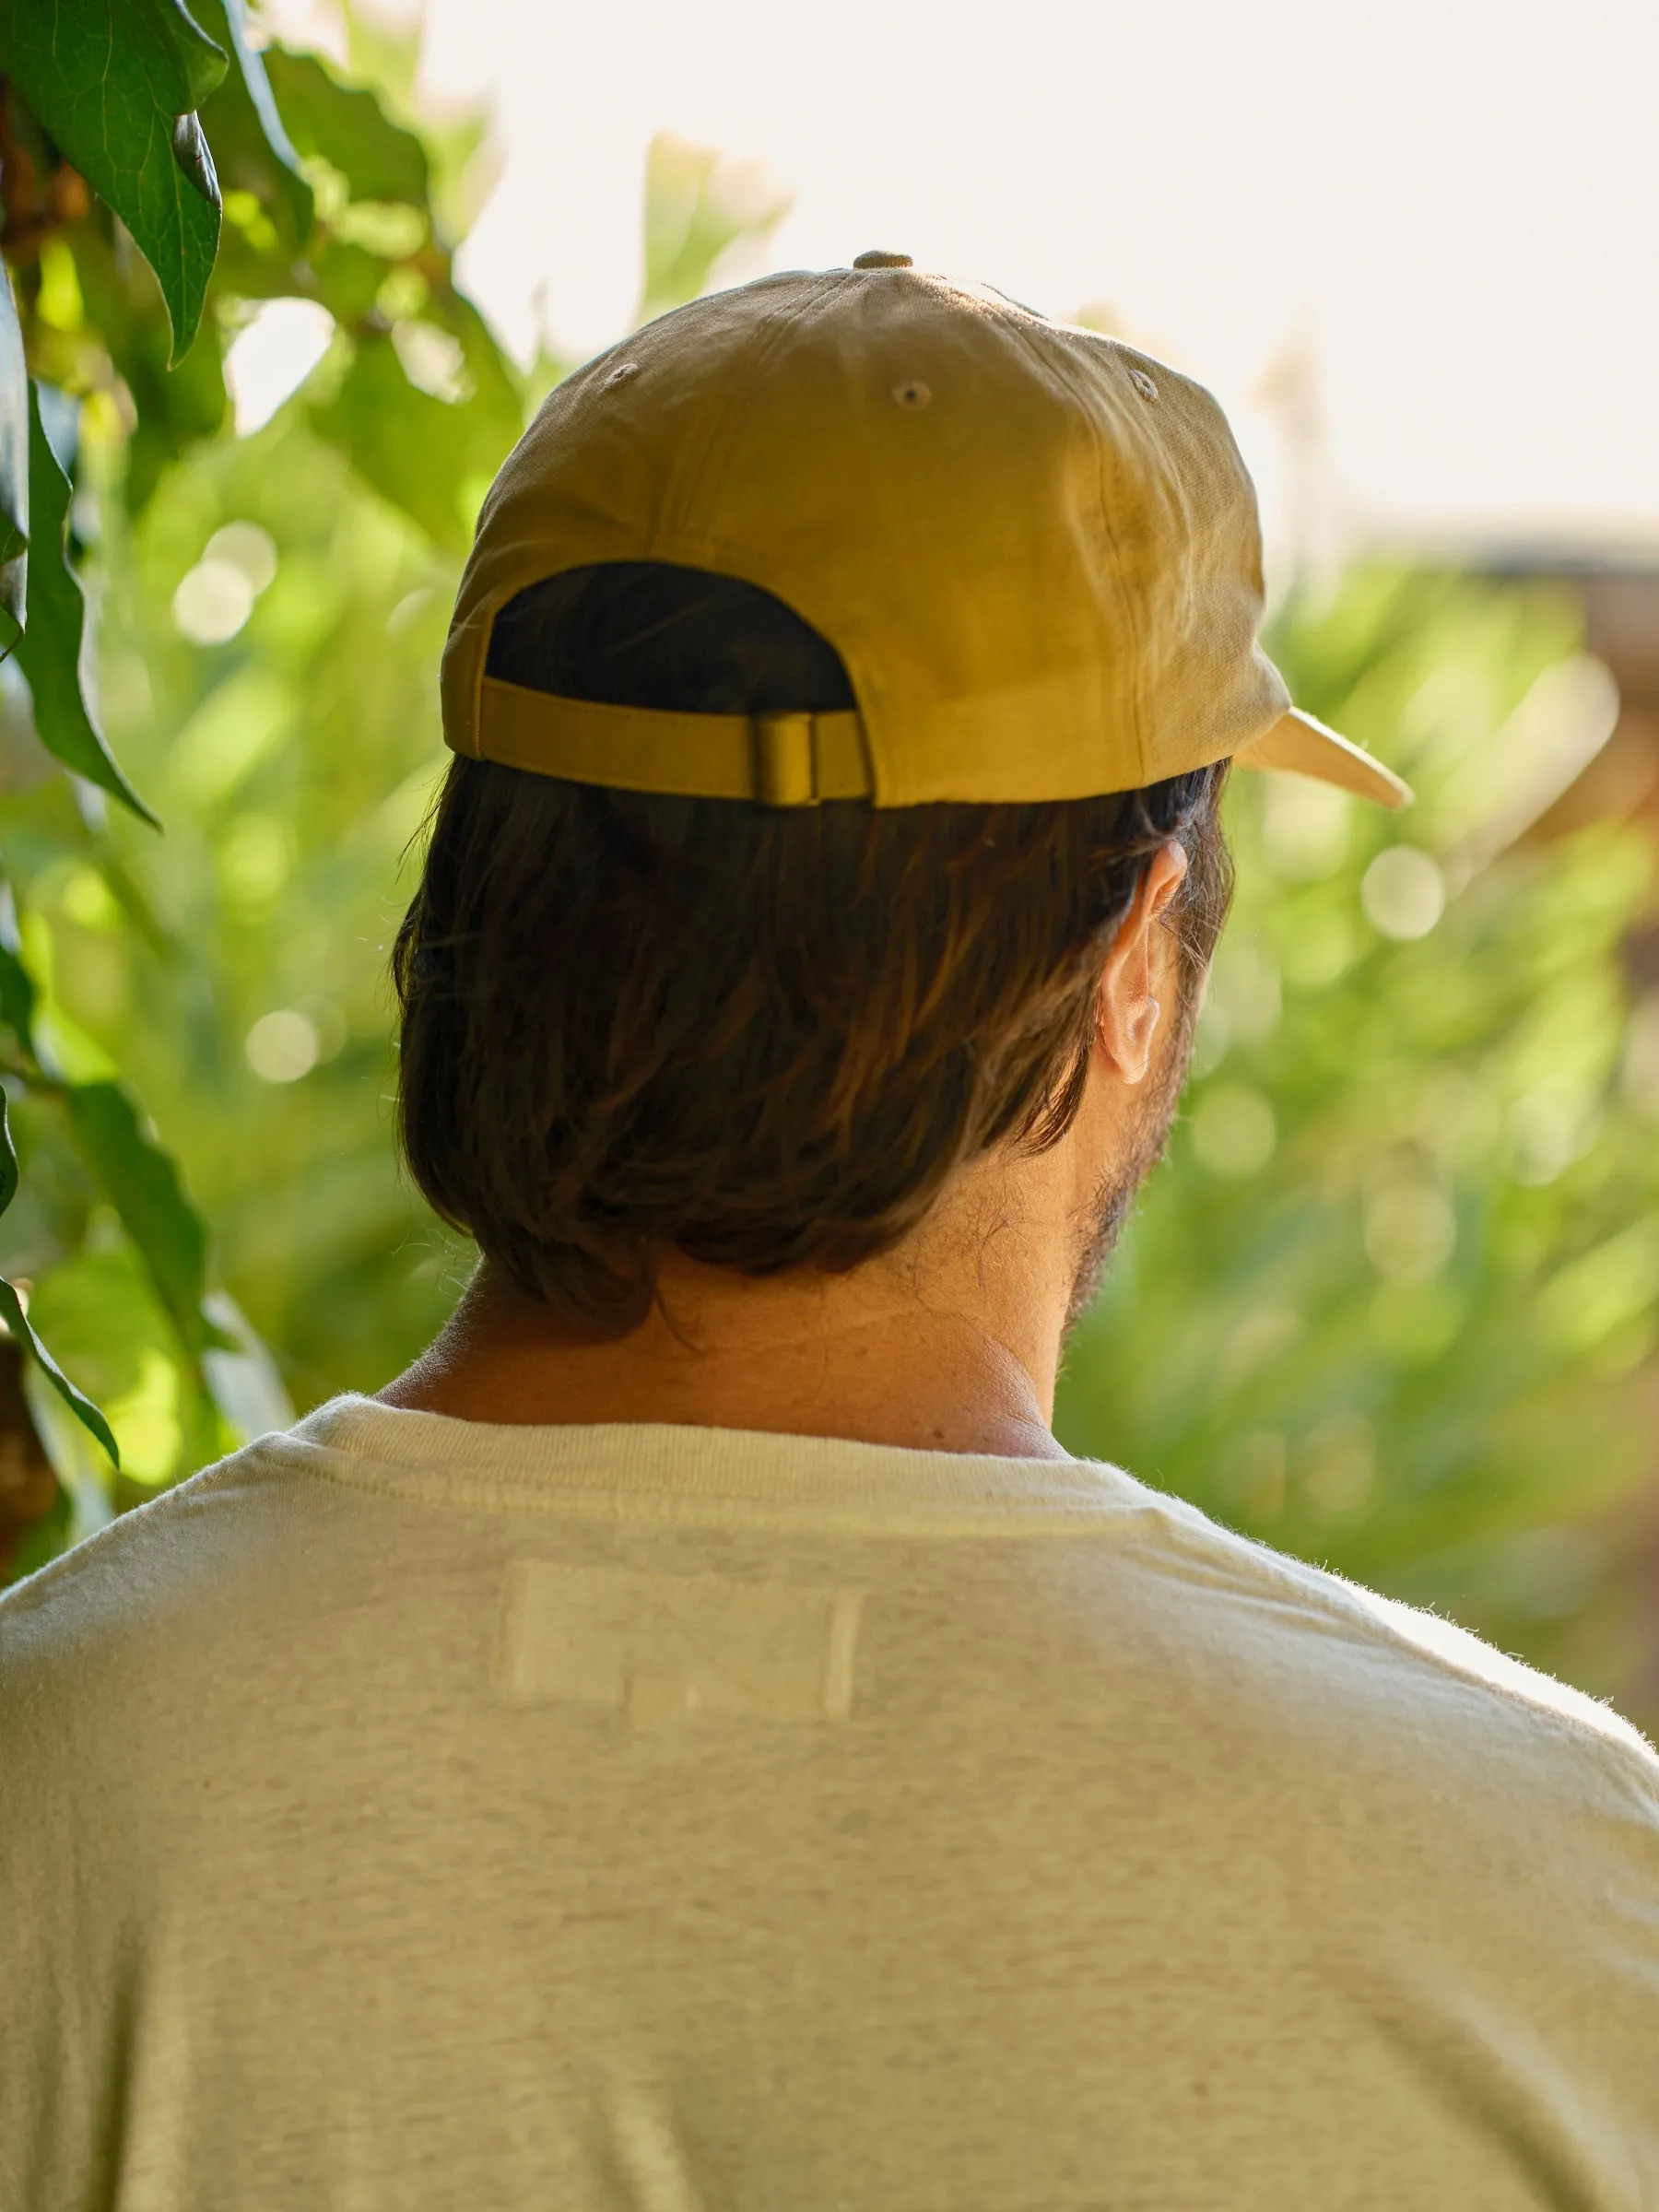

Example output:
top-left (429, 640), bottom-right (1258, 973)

top-left (751, 712), bottom-right (819, 806)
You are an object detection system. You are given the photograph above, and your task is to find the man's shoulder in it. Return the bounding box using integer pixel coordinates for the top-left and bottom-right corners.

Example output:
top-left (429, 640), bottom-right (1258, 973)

top-left (0, 1439), bottom-right (302, 1725)
top-left (1071, 1458), bottom-right (1659, 1801)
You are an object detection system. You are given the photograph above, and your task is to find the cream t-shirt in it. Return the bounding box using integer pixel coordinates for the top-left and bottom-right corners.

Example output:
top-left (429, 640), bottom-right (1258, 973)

top-left (3, 1396), bottom-right (1656, 2210)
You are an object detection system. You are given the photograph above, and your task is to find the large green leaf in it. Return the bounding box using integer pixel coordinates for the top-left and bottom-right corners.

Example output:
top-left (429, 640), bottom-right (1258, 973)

top-left (0, 1091), bottom-right (119, 1465)
top-left (0, 271), bottom-right (26, 646)
top-left (0, 0), bottom-right (228, 359)
top-left (262, 46), bottom-right (429, 206)
top-left (14, 383), bottom-right (158, 822)
top-left (64, 1080), bottom-right (217, 1355)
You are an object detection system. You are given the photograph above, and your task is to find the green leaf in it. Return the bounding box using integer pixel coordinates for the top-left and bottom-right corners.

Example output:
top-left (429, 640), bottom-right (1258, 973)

top-left (262, 46), bottom-right (429, 206)
top-left (191, 0), bottom-right (313, 249)
top-left (0, 0), bottom-right (228, 359)
top-left (0, 885), bottom-right (37, 1046)
top-left (157, 0), bottom-right (232, 108)
top-left (0, 1277), bottom-right (120, 1468)
top-left (0, 1085), bottom-right (18, 1218)
top-left (14, 383), bottom-right (158, 822)
top-left (64, 1081), bottom-right (217, 1355)
top-left (0, 272), bottom-right (26, 646)
top-left (311, 301), bottom-right (521, 550)
top-left (307, 238), bottom-right (387, 324)
top-left (23, 1243), bottom-right (195, 1484)
top-left (65, 227), bottom-right (227, 513)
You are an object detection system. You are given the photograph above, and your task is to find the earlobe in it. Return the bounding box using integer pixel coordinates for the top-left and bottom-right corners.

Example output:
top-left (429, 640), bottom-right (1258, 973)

top-left (1123, 991), bottom-right (1161, 1085)
top-left (1093, 978), bottom-right (1162, 1086)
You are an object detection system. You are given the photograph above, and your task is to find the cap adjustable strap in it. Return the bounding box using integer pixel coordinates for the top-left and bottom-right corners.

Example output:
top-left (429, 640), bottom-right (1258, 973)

top-left (474, 677), bottom-right (873, 806)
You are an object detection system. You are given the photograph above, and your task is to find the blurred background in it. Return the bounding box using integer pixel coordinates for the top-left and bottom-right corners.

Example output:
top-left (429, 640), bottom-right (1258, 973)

top-left (2, 0), bottom-right (1656, 1730)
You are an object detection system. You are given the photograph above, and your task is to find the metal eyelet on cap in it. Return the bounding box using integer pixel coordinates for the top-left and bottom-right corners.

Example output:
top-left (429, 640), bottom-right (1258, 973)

top-left (892, 380), bottom-right (932, 410)
top-left (1128, 367), bottom-right (1159, 401)
top-left (603, 361), bottom-right (640, 390)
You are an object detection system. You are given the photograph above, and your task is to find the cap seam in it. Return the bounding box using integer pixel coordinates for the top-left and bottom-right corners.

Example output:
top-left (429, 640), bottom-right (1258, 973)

top-left (999, 314), bottom-right (1147, 786)
top-left (655, 276), bottom-right (847, 552)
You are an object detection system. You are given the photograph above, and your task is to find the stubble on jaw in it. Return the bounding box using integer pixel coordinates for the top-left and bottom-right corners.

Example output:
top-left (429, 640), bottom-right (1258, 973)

top-left (1062, 966), bottom-right (1204, 1337)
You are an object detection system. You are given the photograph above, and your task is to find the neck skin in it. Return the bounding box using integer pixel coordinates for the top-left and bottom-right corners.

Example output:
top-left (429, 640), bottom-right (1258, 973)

top-left (379, 844), bottom-right (1191, 1460)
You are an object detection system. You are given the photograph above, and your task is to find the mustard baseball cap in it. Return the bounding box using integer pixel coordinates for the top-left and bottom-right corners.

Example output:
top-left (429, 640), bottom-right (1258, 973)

top-left (441, 255), bottom-right (1411, 812)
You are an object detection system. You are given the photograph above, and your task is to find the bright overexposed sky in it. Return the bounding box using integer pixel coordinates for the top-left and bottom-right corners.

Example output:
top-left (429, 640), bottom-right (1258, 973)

top-left (267, 0), bottom-right (1659, 559)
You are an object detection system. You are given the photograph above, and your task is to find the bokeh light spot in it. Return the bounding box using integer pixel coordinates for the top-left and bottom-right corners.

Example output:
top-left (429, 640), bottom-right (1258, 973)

top-left (206, 521), bottom-right (278, 597)
top-left (244, 1008), bottom-right (320, 1085)
top-left (1191, 1083), bottom-right (1277, 1176)
top-left (1509, 1085), bottom-right (1599, 1186)
top-left (172, 560), bottom-right (255, 646)
top-left (1361, 845), bottom-right (1446, 940)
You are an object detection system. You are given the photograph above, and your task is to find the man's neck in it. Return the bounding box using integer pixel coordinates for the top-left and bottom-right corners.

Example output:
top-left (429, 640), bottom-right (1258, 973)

top-left (378, 1178), bottom-right (1077, 1461)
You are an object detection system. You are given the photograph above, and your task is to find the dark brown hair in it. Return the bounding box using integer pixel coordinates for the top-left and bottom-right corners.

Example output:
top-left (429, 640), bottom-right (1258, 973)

top-left (394, 564), bottom-right (1230, 1329)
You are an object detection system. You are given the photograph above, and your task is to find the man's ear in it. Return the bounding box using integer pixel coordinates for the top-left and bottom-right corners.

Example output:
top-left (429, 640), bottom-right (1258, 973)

top-left (1094, 841), bottom-right (1189, 1086)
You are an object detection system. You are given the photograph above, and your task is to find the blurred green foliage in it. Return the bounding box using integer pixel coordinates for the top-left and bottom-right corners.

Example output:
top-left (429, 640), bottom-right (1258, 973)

top-left (11, 404), bottom-right (465, 1418)
top-left (0, 0), bottom-right (529, 1535)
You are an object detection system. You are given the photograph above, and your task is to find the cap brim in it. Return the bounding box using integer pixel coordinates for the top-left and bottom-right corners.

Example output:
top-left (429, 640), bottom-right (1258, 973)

top-left (1233, 709), bottom-right (1413, 809)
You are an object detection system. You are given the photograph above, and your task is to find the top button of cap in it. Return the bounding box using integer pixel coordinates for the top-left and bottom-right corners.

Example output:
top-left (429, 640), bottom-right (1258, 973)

top-left (853, 250), bottom-right (913, 269)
